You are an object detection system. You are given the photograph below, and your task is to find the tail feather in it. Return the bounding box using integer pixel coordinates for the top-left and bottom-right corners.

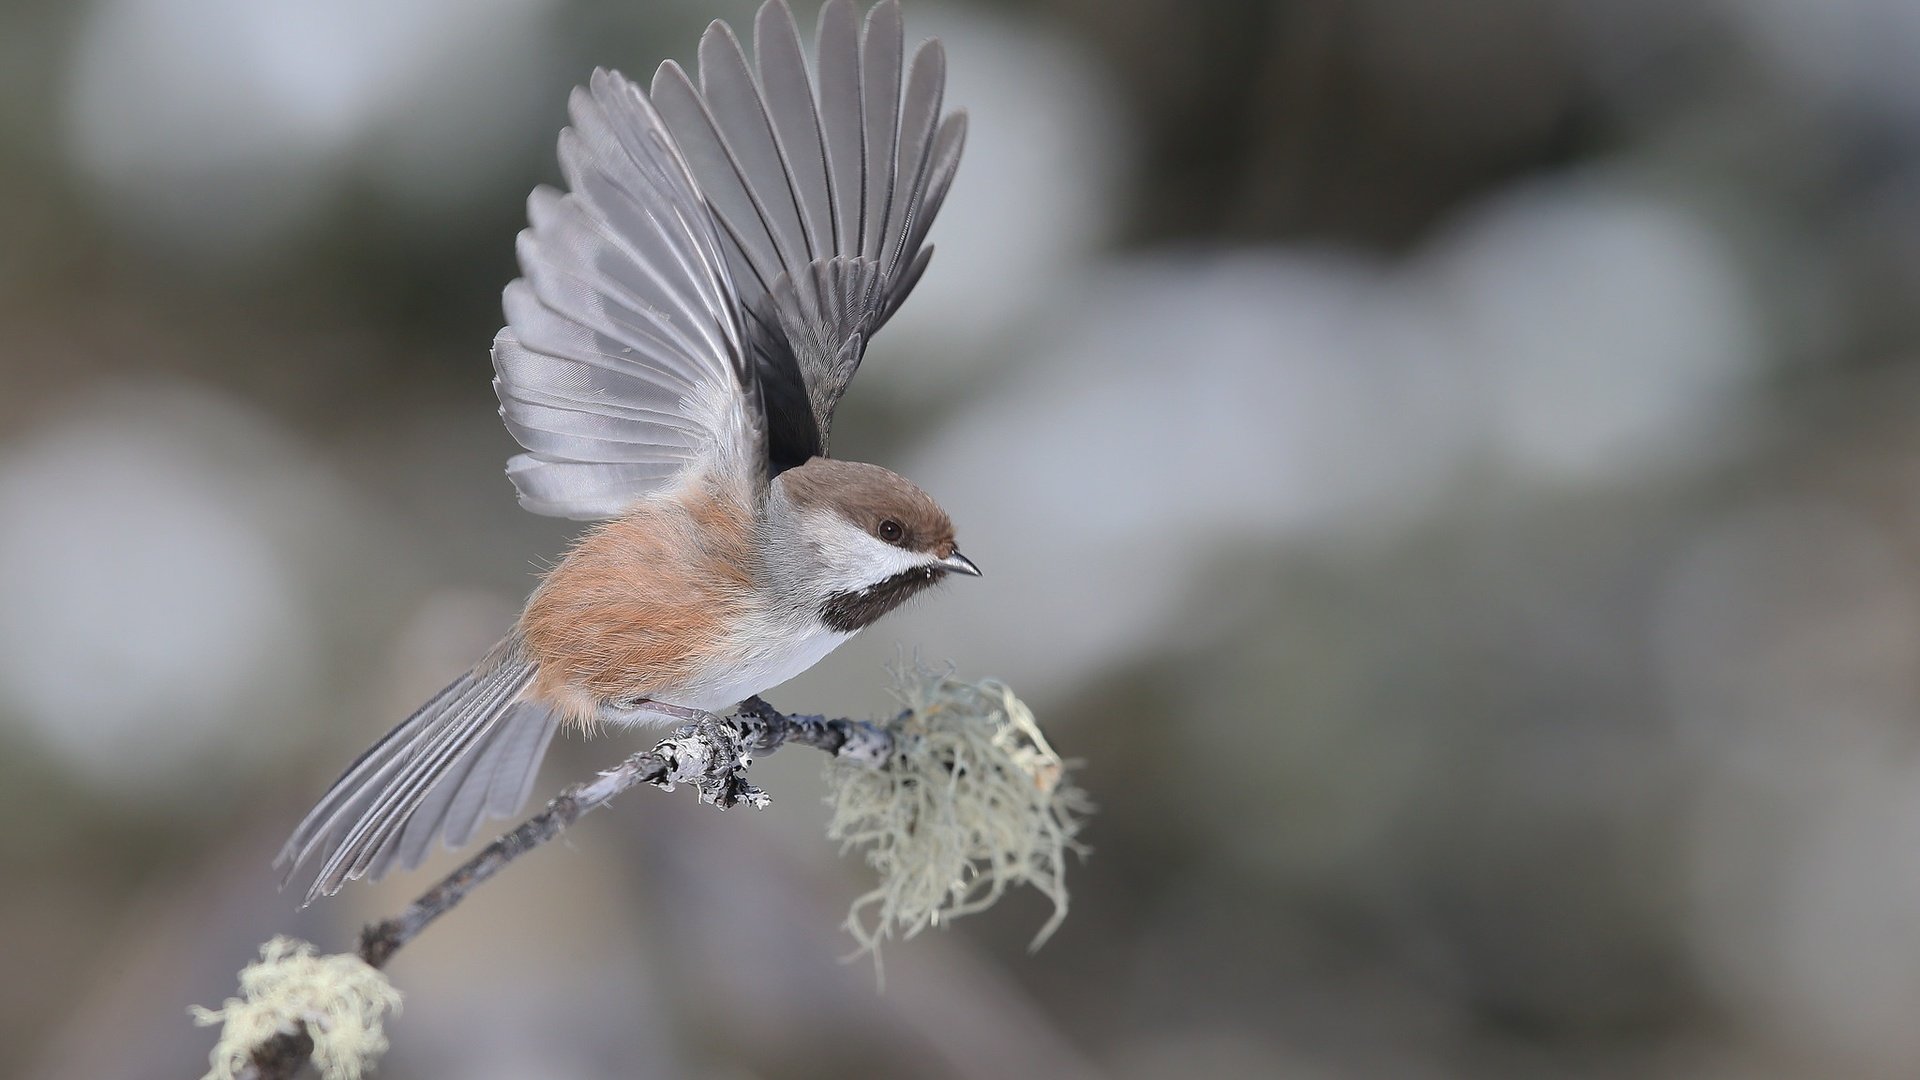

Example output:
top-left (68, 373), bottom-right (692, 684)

top-left (320, 662), bottom-right (533, 886)
top-left (275, 637), bottom-right (555, 904)
top-left (484, 701), bottom-right (560, 819)
top-left (383, 715), bottom-right (496, 877)
top-left (378, 701), bottom-right (557, 878)
top-left (276, 672), bottom-right (478, 874)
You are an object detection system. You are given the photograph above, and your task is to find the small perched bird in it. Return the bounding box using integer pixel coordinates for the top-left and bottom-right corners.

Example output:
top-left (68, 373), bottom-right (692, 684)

top-left (277, 0), bottom-right (976, 902)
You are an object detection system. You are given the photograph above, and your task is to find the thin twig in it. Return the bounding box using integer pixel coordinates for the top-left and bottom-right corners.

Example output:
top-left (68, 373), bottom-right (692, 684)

top-left (240, 698), bottom-right (891, 1080)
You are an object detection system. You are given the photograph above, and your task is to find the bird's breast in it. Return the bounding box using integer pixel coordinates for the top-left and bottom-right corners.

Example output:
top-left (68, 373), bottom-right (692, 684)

top-left (664, 618), bottom-right (856, 714)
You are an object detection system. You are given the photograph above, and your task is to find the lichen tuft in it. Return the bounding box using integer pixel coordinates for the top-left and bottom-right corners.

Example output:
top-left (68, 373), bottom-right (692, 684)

top-left (192, 936), bottom-right (401, 1080)
top-left (825, 664), bottom-right (1092, 975)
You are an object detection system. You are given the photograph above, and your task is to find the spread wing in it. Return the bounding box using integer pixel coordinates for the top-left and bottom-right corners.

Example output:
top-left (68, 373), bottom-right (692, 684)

top-left (494, 69), bottom-right (766, 521)
top-left (652, 0), bottom-right (966, 465)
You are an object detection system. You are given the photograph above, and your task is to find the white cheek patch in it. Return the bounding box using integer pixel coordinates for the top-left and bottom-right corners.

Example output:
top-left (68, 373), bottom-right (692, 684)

top-left (812, 515), bottom-right (929, 592)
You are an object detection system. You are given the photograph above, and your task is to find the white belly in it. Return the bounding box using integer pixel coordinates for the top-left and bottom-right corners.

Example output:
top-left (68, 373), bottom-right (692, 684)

top-left (646, 621), bottom-right (855, 716)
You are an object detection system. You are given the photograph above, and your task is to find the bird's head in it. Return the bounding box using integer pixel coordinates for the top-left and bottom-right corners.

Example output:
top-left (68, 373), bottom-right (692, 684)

top-left (771, 457), bottom-right (980, 632)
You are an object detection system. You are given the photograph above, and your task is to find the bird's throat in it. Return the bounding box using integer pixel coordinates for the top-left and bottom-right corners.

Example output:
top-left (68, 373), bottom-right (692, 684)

top-left (818, 567), bottom-right (944, 633)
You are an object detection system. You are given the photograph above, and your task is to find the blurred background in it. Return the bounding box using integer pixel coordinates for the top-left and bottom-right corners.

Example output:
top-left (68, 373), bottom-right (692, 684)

top-left (6, 0), bottom-right (1920, 1076)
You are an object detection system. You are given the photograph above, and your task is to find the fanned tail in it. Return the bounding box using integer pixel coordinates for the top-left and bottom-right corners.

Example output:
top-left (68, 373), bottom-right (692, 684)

top-left (275, 636), bottom-right (557, 905)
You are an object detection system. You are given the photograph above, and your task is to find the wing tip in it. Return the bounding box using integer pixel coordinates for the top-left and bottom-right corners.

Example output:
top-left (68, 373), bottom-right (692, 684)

top-left (699, 17), bottom-right (741, 57)
top-left (910, 35), bottom-right (946, 70)
top-left (652, 56), bottom-right (696, 99)
top-left (757, 0), bottom-right (800, 36)
top-left (864, 0), bottom-right (904, 41)
top-left (818, 0), bottom-right (857, 40)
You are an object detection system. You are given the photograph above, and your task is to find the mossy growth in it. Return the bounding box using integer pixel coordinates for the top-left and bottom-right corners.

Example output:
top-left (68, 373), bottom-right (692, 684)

top-left (192, 936), bottom-right (401, 1080)
top-left (825, 666), bottom-right (1092, 974)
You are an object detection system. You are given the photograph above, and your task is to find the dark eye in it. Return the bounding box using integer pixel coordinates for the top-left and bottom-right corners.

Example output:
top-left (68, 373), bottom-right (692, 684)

top-left (877, 518), bottom-right (905, 544)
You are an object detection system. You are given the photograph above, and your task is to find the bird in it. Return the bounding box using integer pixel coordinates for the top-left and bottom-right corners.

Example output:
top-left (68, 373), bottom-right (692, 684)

top-left (276, 0), bottom-right (977, 904)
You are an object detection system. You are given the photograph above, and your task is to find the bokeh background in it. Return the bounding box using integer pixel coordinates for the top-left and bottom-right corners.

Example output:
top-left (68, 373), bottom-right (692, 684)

top-left (6, 0), bottom-right (1920, 1076)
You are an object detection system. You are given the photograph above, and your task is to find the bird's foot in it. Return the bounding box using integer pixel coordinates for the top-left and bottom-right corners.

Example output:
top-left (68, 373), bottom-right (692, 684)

top-left (601, 697), bottom-right (711, 728)
top-left (632, 702), bottom-right (769, 810)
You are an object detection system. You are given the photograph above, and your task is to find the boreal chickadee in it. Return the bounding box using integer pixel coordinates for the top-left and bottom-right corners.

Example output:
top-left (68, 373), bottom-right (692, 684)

top-left (278, 0), bottom-right (978, 902)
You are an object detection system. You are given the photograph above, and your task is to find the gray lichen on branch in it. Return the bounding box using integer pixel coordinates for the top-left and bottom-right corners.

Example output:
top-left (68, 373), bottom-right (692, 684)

top-left (826, 669), bottom-right (1092, 971)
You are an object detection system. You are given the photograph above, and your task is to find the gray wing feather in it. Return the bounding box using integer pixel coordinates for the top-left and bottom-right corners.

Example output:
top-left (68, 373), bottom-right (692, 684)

top-left (505, 453), bottom-right (684, 520)
top-left (699, 24), bottom-right (812, 275)
top-left (494, 68), bottom-right (763, 521)
top-left (650, 62), bottom-right (782, 301)
top-left (857, 0), bottom-right (902, 263)
top-left (754, 1), bottom-right (834, 260)
top-left (653, 0), bottom-right (966, 457)
top-left (816, 0), bottom-right (865, 256)
top-left (905, 111), bottom-right (966, 259)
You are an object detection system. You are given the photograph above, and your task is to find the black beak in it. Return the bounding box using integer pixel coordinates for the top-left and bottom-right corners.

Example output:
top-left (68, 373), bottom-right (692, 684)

top-left (937, 550), bottom-right (982, 577)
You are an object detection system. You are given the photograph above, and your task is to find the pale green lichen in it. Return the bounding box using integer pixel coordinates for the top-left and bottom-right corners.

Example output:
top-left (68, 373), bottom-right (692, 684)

top-left (191, 936), bottom-right (402, 1080)
top-left (825, 666), bottom-right (1092, 974)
